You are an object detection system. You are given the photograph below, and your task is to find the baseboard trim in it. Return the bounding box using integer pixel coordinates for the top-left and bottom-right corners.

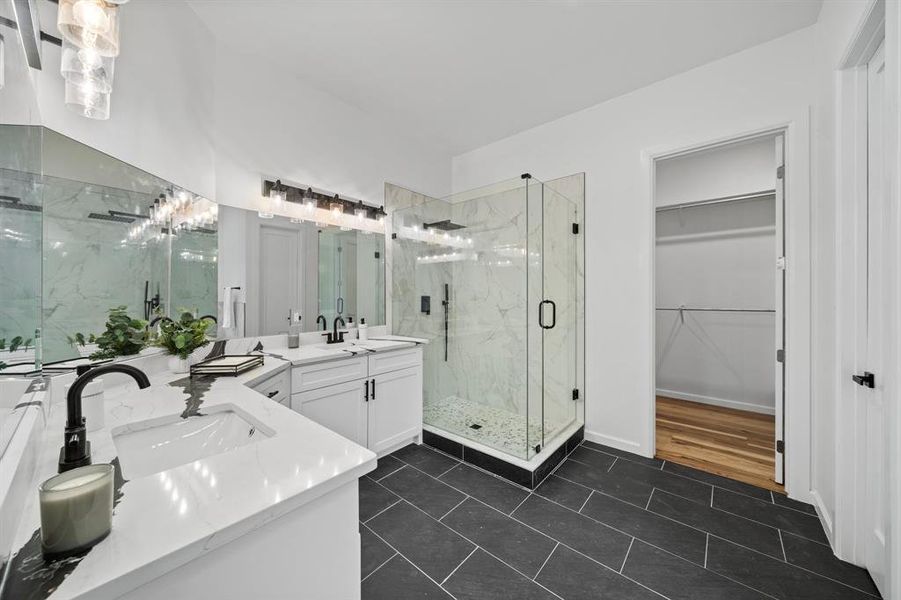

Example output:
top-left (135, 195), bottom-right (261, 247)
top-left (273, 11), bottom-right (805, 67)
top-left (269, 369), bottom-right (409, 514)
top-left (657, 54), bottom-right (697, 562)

top-left (656, 388), bottom-right (775, 416)
top-left (809, 489), bottom-right (834, 545)
top-left (584, 430), bottom-right (652, 457)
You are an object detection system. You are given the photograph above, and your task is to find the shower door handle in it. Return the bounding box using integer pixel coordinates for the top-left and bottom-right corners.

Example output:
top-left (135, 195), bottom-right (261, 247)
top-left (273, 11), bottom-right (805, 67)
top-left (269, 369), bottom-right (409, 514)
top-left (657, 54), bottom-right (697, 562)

top-left (539, 300), bottom-right (556, 329)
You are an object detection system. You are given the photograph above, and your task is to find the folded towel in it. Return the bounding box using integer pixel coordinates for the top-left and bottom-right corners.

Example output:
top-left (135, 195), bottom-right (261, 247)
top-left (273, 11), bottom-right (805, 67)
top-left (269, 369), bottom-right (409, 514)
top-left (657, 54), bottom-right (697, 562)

top-left (221, 287), bottom-right (234, 329)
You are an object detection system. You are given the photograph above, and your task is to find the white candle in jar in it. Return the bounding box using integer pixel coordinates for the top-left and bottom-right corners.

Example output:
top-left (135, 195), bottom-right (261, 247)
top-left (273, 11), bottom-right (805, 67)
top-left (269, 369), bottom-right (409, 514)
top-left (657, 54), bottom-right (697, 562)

top-left (40, 463), bottom-right (114, 558)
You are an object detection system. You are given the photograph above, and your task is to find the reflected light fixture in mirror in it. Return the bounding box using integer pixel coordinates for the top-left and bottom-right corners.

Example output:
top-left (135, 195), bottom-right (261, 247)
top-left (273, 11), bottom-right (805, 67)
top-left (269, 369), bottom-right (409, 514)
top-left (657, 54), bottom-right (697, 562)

top-left (57, 0), bottom-right (121, 57)
top-left (60, 39), bottom-right (114, 93)
top-left (64, 79), bottom-right (110, 120)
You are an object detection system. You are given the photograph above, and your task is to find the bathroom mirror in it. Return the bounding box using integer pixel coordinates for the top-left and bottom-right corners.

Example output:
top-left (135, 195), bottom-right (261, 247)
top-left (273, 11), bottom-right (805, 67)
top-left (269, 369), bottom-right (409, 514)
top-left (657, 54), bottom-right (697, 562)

top-left (0, 126), bottom-right (219, 372)
top-left (218, 206), bottom-right (386, 336)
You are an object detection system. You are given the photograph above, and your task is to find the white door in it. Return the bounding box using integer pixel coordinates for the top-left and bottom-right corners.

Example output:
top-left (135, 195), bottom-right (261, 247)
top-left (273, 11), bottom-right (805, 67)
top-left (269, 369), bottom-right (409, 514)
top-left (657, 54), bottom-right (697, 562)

top-left (774, 134), bottom-right (786, 485)
top-left (291, 379), bottom-right (368, 447)
top-left (368, 366), bottom-right (422, 455)
top-left (259, 226), bottom-right (299, 335)
top-left (859, 41), bottom-right (888, 595)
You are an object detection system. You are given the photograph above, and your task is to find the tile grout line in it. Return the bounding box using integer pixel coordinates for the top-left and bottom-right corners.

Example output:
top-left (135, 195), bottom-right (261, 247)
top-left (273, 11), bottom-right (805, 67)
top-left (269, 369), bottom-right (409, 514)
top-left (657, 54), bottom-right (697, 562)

top-left (436, 462), bottom-right (462, 479)
top-left (533, 542), bottom-right (559, 581)
top-left (371, 463), bottom-right (406, 482)
top-left (619, 538), bottom-right (635, 573)
top-left (710, 485), bottom-right (714, 508)
top-left (777, 529), bottom-right (786, 562)
top-left (363, 498), bottom-right (402, 524)
top-left (438, 495), bottom-right (471, 522)
top-left (606, 456), bottom-right (618, 473)
top-left (577, 490), bottom-right (593, 513)
top-left (439, 547), bottom-right (478, 586)
top-left (703, 533), bottom-right (709, 568)
top-left (360, 551), bottom-right (397, 583)
top-left (360, 521), bottom-right (460, 600)
top-left (660, 459), bottom-right (666, 471)
top-left (510, 491), bottom-right (533, 515)
top-left (646, 487), bottom-right (655, 510)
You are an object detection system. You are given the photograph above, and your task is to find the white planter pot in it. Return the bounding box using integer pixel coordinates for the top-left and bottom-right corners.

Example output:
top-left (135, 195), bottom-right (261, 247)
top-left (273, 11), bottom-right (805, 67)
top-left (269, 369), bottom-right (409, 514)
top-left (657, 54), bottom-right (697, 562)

top-left (167, 356), bottom-right (190, 374)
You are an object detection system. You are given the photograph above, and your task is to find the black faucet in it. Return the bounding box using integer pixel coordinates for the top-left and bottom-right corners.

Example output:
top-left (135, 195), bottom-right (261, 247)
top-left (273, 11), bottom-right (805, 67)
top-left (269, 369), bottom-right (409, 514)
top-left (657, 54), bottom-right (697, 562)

top-left (323, 316), bottom-right (346, 344)
top-left (59, 363), bottom-right (151, 473)
top-left (148, 315), bottom-right (173, 329)
top-left (316, 315), bottom-right (327, 331)
top-left (198, 314), bottom-right (218, 324)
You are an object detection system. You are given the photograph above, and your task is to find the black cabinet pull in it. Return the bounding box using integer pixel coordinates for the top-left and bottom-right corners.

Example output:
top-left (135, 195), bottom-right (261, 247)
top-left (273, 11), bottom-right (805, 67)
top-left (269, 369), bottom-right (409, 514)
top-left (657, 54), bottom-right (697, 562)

top-left (267, 390), bottom-right (279, 398)
top-left (364, 379), bottom-right (369, 401)
top-left (371, 378), bottom-right (376, 400)
top-left (852, 372), bottom-right (875, 388)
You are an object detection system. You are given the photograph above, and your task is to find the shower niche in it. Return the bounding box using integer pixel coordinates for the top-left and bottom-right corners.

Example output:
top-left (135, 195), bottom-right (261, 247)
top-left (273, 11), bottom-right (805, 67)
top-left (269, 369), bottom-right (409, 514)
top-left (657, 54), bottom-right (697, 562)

top-left (388, 173), bottom-right (585, 487)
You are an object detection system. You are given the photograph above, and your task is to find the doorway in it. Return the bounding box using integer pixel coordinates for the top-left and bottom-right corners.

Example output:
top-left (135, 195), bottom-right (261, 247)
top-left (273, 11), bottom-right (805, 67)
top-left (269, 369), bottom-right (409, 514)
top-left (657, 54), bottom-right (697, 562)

top-left (653, 134), bottom-right (786, 492)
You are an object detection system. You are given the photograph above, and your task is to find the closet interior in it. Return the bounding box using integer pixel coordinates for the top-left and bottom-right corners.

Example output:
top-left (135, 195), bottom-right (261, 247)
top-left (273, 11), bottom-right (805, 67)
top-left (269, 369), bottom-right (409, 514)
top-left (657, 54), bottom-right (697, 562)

top-left (654, 134), bottom-right (785, 492)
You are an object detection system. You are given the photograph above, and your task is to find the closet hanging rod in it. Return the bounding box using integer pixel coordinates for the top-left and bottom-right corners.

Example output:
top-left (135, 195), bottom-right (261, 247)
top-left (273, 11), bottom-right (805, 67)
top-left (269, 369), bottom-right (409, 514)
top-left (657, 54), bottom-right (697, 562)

top-left (655, 189), bottom-right (776, 213)
top-left (656, 307), bottom-right (775, 313)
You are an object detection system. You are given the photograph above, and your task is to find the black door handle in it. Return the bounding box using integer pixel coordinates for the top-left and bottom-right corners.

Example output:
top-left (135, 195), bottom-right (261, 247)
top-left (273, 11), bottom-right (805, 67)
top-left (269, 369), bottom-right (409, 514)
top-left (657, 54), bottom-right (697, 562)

top-left (539, 300), bottom-right (556, 329)
top-left (364, 379), bottom-right (369, 402)
top-left (852, 372), bottom-right (875, 388)
top-left (371, 378), bottom-right (376, 400)
top-left (267, 390), bottom-right (279, 398)
top-left (547, 300), bottom-right (556, 329)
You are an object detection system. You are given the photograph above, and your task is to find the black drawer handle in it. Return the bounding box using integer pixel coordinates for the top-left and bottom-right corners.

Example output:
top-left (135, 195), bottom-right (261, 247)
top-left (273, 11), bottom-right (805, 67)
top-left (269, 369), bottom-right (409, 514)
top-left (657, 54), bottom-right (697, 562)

top-left (371, 378), bottom-right (376, 400)
top-left (364, 379), bottom-right (369, 402)
top-left (267, 390), bottom-right (279, 398)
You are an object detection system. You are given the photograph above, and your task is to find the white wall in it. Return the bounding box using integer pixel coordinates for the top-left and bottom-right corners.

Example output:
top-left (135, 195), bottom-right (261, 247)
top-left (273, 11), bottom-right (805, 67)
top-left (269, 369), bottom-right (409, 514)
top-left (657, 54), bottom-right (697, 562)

top-left (452, 25), bottom-right (823, 501)
top-left (655, 140), bottom-right (777, 414)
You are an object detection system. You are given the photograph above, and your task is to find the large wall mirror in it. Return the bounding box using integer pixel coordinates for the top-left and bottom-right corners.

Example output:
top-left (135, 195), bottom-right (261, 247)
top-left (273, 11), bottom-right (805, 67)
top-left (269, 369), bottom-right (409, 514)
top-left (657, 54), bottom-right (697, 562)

top-left (219, 206), bottom-right (387, 337)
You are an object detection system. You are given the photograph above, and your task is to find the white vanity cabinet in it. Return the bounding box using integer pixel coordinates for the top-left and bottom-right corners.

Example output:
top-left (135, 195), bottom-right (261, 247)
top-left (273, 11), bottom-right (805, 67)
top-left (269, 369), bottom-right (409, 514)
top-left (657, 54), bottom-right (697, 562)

top-left (248, 367), bottom-right (291, 405)
top-left (290, 347), bottom-right (423, 455)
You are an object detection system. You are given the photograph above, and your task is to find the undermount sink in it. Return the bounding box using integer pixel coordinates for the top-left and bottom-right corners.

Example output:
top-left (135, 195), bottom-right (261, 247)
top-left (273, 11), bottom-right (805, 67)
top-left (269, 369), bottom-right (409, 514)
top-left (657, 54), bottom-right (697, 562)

top-left (112, 404), bottom-right (274, 479)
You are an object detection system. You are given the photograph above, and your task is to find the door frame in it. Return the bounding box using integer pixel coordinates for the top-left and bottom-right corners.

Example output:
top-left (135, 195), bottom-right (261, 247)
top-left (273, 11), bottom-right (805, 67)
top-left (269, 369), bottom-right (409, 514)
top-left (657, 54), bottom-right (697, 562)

top-left (643, 115), bottom-right (812, 503)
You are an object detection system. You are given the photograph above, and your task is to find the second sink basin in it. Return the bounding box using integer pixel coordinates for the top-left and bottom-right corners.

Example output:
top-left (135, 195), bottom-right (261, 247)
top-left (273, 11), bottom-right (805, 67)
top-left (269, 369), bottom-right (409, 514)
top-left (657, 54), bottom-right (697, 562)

top-left (112, 404), bottom-right (274, 479)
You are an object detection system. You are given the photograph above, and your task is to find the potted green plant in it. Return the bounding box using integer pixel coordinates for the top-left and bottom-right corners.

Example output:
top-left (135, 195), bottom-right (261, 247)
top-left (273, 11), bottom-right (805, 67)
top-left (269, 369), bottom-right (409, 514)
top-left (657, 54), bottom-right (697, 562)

top-left (66, 332), bottom-right (99, 358)
top-left (154, 311), bottom-right (213, 373)
top-left (84, 307), bottom-right (149, 360)
top-left (0, 335), bottom-right (36, 368)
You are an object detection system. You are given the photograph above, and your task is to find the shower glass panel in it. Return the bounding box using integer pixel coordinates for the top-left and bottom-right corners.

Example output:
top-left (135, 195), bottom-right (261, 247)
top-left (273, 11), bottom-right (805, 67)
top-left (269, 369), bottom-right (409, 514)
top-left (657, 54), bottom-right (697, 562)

top-left (391, 174), bottom-right (584, 462)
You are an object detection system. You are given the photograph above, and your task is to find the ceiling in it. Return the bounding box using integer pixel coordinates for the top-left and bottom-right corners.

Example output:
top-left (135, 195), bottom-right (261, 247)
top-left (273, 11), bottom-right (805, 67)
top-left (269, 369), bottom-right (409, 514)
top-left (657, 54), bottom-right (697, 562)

top-left (188, 0), bottom-right (822, 156)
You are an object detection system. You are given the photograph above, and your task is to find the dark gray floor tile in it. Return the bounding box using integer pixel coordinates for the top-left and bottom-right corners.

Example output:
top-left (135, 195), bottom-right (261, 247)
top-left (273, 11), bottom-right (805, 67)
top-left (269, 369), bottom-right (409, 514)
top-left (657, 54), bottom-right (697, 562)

top-left (622, 540), bottom-right (770, 600)
top-left (380, 465), bottom-right (466, 519)
top-left (555, 458), bottom-right (653, 507)
top-left (773, 492), bottom-right (818, 515)
top-left (512, 494), bottom-right (632, 569)
top-left (361, 524), bottom-right (395, 579)
top-left (649, 489), bottom-right (783, 559)
top-left (610, 459), bottom-right (712, 504)
top-left (536, 544), bottom-right (661, 600)
top-left (361, 554), bottom-right (453, 599)
top-left (368, 500), bottom-right (476, 582)
top-left (706, 536), bottom-right (877, 600)
top-left (582, 490), bottom-right (707, 565)
top-left (567, 446), bottom-right (617, 471)
top-left (367, 454), bottom-right (406, 481)
top-left (662, 461), bottom-right (772, 502)
top-left (713, 488), bottom-right (828, 544)
top-left (534, 474), bottom-right (592, 511)
top-left (442, 498), bottom-right (557, 578)
top-left (360, 476), bottom-right (400, 522)
top-left (782, 532), bottom-right (881, 596)
top-left (392, 443), bottom-right (459, 477)
top-left (443, 549), bottom-right (557, 600)
top-left (581, 440), bottom-right (664, 468)
top-left (439, 463), bottom-right (529, 514)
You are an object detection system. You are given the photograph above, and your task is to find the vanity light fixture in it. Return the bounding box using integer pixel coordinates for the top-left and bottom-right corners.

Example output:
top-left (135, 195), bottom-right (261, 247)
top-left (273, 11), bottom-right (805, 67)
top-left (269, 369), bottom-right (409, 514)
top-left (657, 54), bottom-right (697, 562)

top-left (354, 201), bottom-right (367, 221)
top-left (60, 39), bottom-right (114, 93)
top-left (57, 0), bottom-right (121, 57)
top-left (329, 194), bottom-right (343, 217)
top-left (304, 188), bottom-right (316, 212)
top-left (269, 179), bottom-right (286, 207)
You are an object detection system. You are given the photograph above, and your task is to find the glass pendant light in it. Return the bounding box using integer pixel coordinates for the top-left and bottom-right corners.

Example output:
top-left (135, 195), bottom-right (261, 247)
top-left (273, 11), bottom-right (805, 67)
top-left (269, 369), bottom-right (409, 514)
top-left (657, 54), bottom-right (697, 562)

top-left (64, 79), bottom-right (110, 120)
top-left (269, 180), bottom-right (286, 207)
top-left (57, 0), bottom-right (121, 57)
top-left (61, 39), bottom-right (115, 93)
top-left (329, 194), bottom-right (343, 217)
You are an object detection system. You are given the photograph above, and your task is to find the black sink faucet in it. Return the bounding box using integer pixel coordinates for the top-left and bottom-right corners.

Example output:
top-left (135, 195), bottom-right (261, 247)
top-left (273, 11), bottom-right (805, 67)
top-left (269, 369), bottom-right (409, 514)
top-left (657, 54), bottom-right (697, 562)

top-left (323, 316), bottom-right (346, 345)
top-left (59, 363), bottom-right (151, 473)
top-left (316, 315), bottom-right (328, 331)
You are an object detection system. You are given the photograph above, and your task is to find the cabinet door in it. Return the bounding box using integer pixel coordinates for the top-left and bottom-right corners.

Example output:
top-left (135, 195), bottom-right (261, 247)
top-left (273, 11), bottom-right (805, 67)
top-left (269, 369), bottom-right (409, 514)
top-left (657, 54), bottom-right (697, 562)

top-left (368, 366), bottom-right (422, 455)
top-left (291, 379), bottom-right (368, 447)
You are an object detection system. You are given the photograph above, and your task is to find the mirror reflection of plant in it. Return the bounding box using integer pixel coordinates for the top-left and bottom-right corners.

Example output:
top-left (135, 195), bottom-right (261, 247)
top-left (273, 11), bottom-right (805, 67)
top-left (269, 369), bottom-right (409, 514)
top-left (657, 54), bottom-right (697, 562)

top-left (86, 306), bottom-right (149, 360)
top-left (0, 336), bottom-right (34, 352)
top-left (66, 332), bottom-right (97, 347)
top-left (154, 310), bottom-right (212, 360)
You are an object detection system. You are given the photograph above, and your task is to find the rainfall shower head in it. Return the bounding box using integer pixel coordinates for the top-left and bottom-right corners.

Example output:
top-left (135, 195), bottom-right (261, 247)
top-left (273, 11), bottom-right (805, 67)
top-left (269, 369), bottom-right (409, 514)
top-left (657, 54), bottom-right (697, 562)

top-left (0, 195), bottom-right (42, 212)
top-left (87, 210), bottom-right (148, 224)
top-left (423, 219), bottom-right (466, 231)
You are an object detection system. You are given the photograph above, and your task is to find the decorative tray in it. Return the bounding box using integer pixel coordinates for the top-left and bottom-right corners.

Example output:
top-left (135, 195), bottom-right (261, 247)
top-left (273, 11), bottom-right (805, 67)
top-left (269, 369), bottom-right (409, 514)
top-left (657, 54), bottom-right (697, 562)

top-left (190, 354), bottom-right (264, 377)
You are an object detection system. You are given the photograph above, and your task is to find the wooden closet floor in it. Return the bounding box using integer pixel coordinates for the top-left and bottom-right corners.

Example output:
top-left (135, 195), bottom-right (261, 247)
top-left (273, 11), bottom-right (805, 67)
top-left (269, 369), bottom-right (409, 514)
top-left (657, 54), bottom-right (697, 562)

top-left (655, 396), bottom-right (784, 493)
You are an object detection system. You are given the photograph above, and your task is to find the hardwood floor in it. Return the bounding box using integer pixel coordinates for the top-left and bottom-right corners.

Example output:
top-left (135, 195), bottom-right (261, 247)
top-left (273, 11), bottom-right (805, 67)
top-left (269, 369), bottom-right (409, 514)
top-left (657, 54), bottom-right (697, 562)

top-left (655, 396), bottom-right (784, 492)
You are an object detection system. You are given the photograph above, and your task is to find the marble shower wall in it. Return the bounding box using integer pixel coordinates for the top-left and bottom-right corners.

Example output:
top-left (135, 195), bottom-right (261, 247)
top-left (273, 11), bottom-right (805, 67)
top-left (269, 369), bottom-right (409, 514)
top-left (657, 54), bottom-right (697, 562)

top-left (171, 229), bottom-right (219, 321)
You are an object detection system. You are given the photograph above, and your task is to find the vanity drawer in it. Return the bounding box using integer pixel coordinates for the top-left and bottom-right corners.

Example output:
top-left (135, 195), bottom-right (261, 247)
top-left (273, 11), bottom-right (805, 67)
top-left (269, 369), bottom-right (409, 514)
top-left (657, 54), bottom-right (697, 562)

top-left (251, 368), bottom-right (291, 404)
top-left (292, 356), bottom-right (369, 393)
top-left (367, 347), bottom-right (422, 376)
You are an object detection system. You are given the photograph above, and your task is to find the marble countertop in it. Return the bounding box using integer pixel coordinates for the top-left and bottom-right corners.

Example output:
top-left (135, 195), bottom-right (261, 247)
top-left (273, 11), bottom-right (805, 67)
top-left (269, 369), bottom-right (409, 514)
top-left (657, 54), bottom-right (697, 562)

top-left (3, 349), bottom-right (381, 599)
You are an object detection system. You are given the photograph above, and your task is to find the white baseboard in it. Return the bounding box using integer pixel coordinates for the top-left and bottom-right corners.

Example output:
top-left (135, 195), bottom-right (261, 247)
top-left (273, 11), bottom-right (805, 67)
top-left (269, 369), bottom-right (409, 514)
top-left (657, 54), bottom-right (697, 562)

top-left (584, 430), bottom-right (653, 458)
top-left (656, 388), bottom-right (775, 415)
top-left (809, 489), bottom-right (834, 546)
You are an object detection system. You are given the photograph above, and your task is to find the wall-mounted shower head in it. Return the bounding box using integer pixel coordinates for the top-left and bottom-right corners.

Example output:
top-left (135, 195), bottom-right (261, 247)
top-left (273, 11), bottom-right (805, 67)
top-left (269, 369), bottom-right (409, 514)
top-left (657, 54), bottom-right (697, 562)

top-left (423, 219), bottom-right (466, 231)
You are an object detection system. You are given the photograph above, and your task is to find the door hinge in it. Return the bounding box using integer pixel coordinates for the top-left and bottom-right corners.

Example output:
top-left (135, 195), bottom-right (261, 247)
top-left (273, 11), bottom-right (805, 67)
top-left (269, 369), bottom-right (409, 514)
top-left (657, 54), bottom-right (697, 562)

top-left (776, 165), bottom-right (785, 179)
top-left (776, 349), bottom-right (785, 363)
top-left (572, 388), bottom-right (580, 400)
top-left (776, 256), bottom-right (786, 270)
top-left (776, 440), bottom-right (785, 454)
top-left (572, 223), bottom-right (580, 234)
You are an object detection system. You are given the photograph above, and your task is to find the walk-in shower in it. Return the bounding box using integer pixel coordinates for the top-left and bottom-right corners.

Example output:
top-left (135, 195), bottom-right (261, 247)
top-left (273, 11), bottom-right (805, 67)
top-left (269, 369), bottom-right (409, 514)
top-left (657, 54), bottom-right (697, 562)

top-left (388, 173), bottom-right (584, 483)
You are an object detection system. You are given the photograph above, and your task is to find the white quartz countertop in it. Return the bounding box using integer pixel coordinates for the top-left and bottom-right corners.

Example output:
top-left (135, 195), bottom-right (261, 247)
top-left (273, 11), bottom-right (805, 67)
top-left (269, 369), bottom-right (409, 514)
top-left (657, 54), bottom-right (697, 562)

top-left (3, 350), bottom-right (379, 599)
top-left (259, 336), bottom-right (426, 368)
